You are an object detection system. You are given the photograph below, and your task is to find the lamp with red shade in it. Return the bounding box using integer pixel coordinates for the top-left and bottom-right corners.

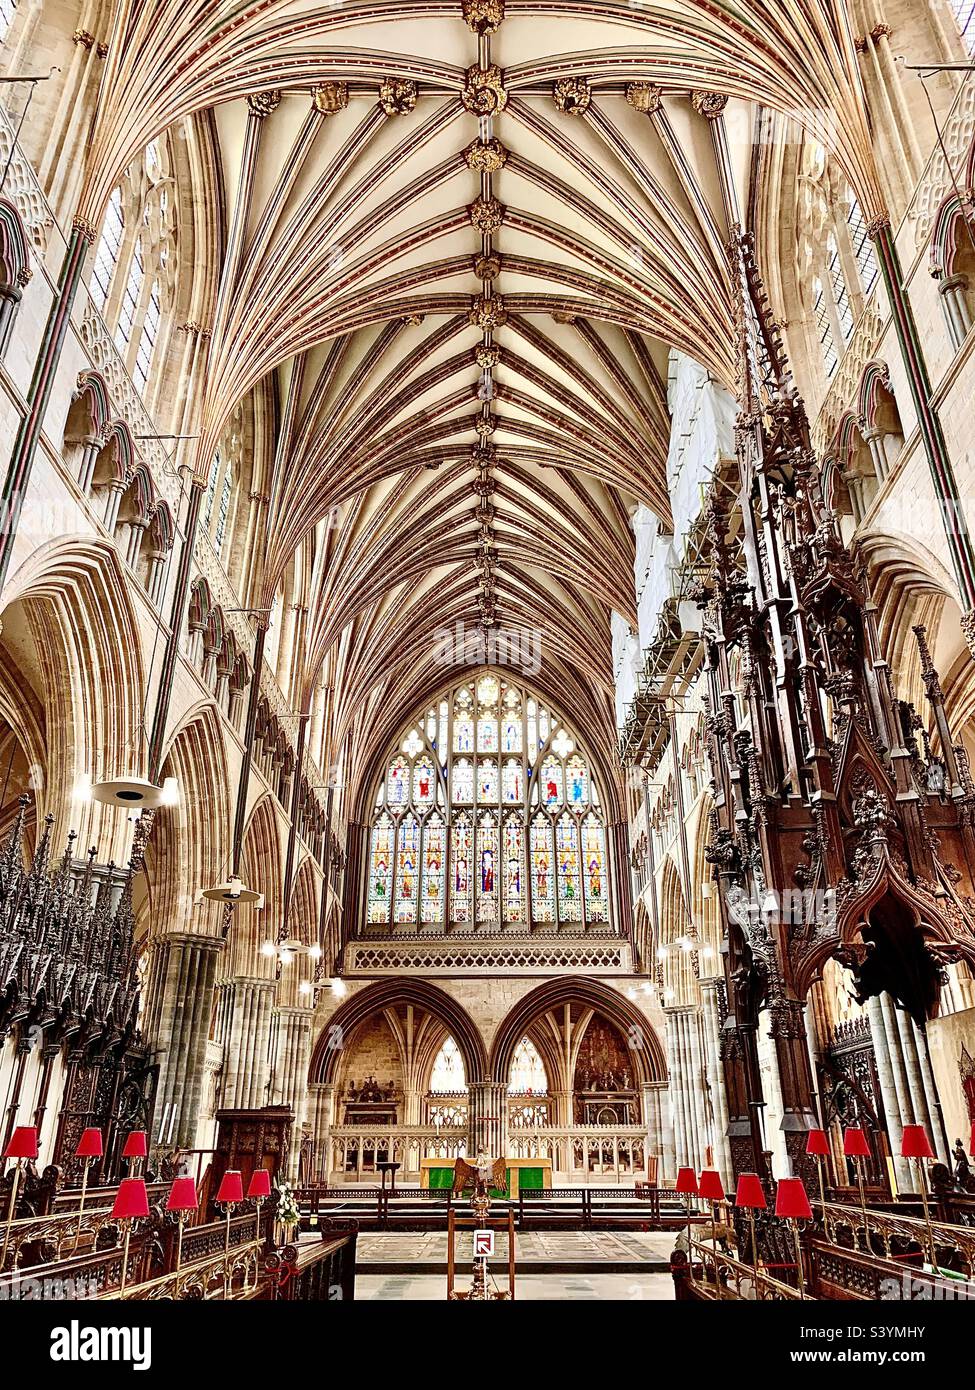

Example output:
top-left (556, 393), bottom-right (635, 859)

top-left (805, 1128), bottom-right (830, 1210)
top-left (72, 1128), bottom-right (104, 1252)
top-left (673, 1166), bottom-right (699, 1266)
top-left (900, 1125), bottom-right (938, 1270)
top-left (969, 1122), bottom-right (975, 1159)
top-left (166, 1176), bottom-right (199, 1272)
top-left (111, 1178), bottom-right (149, 1294)
top-left (843, 1126), bottom-right (872, 1250)
top-left (1, 1127), bottom-right (38, 1270)
top-left (735, 1173), bottom-right (766, 1269)
top-left (699, 1170), bottom-right (726, 1285)
top-left (247, 1167), bottom-right (272, 1239)
top-left (775, 1177), bottom-right (813, 1299)
top-left (121, 1130), bottom-right (147, 1175)
top-left (215, 1169), bottom-right (245, 1286)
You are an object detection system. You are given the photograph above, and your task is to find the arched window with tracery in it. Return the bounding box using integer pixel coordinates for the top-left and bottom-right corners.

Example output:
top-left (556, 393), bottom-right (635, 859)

top-left (90, 188), bottom-right (124, 312)
top-left (508, 1037), bottom-right (548, 1094)
top-left (364, 673), bottom-right (612, 932)
top-left (430, 1035), bottom-right (467, 1094)
top-left (87, 140), bottom-right (175, 402)
top-left (951, 0), bottom-right (975, 51)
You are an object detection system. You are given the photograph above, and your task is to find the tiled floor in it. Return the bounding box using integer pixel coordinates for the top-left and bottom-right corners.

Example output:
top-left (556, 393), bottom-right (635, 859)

top-left (354, 1230), bottom-right (677, 1297)
top-left (357, 1229), bottom-right (675, 1266)
top-left (356, 1271), bottom-right (675, 1300)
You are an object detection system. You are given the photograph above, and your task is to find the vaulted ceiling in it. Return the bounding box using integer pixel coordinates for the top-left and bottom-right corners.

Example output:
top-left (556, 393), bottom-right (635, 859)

top-left (76, 2), bottom-right (885, 797)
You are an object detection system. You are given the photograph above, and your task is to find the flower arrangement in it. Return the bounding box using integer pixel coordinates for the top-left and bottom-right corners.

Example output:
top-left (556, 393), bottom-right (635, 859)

top-left (275, 1179), bottom-right (301, 1231)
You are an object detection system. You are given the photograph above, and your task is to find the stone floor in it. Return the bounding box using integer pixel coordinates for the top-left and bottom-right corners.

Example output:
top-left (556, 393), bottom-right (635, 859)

top-left (356, 1271), bottom-right (675, 1300)
top-left (354, 1230), bottom-right (677, 1298)
top-left (356, 1229), bottom-right (675, 1267)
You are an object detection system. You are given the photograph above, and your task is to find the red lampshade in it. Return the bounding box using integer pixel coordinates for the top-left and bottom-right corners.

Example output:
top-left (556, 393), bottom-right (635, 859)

top-left (969, 1123), bottom-right (975, 1158)
top-left (3, 1126), bottom-right (38, 1160)
top-left (246, 1168), bottom-right (272, 1200)
top-left (165, 1177), bottom-right (199, 1213)
top-left (843, 1126), bottom-right (871, 1159)
top-left (735, 1173), bottom-right (767, 1210)
top-left (805, 1128), bottom-right (830, 1157)
top-left (775, 1177), bottom-right (813, 1221)
top-left (121, 1130), bottom-right (148, 1159)
top-left (75, 1128), bottom-right (103, 1159)
top-left (698, 1168), bottom-right (726, 1202)
top-left (900, 1125), bottom-right (935, 1161)
top-left (112, 1177), bottom-right (149, 1221)
top-left (215, 1170), bottom-right (244, 1205)
top-left (674, 1166), bottom-right (699, 1196)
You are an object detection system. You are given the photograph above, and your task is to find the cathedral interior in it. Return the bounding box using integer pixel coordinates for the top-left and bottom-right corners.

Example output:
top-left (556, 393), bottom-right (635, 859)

top-left (3, 0), bottom-right (975, 1322)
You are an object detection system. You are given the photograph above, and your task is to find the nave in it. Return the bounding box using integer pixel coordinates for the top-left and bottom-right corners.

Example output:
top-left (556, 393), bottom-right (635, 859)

top-left (2, 0), bottom-right (975, 1347)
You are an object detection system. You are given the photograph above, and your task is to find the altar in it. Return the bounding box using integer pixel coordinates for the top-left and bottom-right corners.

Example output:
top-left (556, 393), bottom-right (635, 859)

top-left (420, 1155), bottom-right (552, 1196)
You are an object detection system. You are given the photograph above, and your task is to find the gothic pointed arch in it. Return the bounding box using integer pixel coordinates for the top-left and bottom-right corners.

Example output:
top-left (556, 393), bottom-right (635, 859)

top-left (489, 978), bottom-right (664, 1085)
top-left (309, 978), bottom-right (486, 1085)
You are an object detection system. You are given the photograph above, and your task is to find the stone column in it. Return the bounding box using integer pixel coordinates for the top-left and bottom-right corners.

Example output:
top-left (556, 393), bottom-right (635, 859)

top-left (868, 995), bottom-right (912, 1194)
top-left (641, 1080), bottom-right (674, 1182)
top-left (665, 1009), bottom-right (688, 1168)
top-left (913, 1021), bottom-right (950, 1163)
top-left (270, 1006), bottom-right (315, 1179)
top-left (467, 1081), bottom-right (507, 1159)
top-left (308, 1082), bottom-right (336, 1184)
top-left (938, 274), bottom-right (972, 348)
top-left (700, 980), bottom-right (732, 1177)
top-left (142, 933), bottom-right (224, 1149)
top-left (218, 977), bottom-right (278, 1110)
top-left (103, 478), bottom-right (126, 532)
top-left (677, 1009), bottom-right (705, 1168)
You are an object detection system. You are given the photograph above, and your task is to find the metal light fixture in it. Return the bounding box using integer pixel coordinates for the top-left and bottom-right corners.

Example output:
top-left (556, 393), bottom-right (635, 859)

top-left (90, 775), bottom-right (178, 810)
top-left (199, 876), bottom-right (263, 907)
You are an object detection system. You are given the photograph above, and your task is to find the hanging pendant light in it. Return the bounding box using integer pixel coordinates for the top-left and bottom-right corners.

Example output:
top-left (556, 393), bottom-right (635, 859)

top-left (90, 775), bottom-right (179, 810)
top-left (198, 875), bottom-right (263, 907)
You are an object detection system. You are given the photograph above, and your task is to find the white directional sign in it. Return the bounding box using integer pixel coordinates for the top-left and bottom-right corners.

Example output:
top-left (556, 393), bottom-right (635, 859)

top-left (473, 1229), bottom-right (494, 1257)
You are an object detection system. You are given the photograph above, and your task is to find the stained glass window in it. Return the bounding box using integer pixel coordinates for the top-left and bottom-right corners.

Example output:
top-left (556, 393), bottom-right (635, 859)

top-left (413, 755), bottom-right (435, 807)
top-left (387, 755), bottom-right (409, 807)
top-left (527, 700), bottom-right (538, 757)
top-left (582, 814), bottom-right (608, 922)
top-left (541, 756), bottom-right (563, 807)
top-left (477, 759), bottom-right (499, 803)
top-left (366, 675), bottom-right (610, 930)
top-left (566, 755), bottom-right (589, 807)
top-left (530, 814), bottom-right (555, 924)
top-left (367, 814), bottom-right (394, 923)
top-left (476, 813), bottom-right (499, 923)
top-left (503, 815), bottom-right (526, 923)
top-left (477, 715), bottom-right (498, 753)
top-left (451, 814), bottom-right (474, 923)
top-left (453, 757), bottom-right (474, 804)
top-left (393, 815), bottom-right (420, 922)
top-left (421, 814), bottom-right (446, 923)
top-left (556, 814), bottom-right (583, 923)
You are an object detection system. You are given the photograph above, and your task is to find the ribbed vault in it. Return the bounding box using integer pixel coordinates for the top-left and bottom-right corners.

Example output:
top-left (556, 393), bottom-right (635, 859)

top-left (68, 2), bottom-right (891, 789)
